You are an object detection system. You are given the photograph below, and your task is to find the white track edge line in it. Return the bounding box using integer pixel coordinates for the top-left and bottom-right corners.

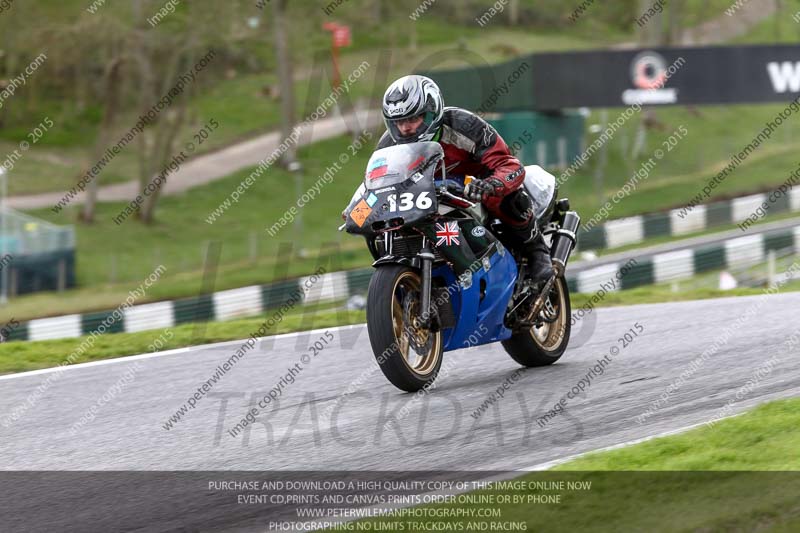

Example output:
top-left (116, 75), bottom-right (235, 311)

top-left (0, 323), bottom-right (368, 381)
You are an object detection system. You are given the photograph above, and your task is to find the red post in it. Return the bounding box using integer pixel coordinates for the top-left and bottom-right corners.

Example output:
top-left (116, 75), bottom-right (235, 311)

top-left (331, 42), bottom-right (341, 90)
top-left (322, 22), bottom-right (351, 91)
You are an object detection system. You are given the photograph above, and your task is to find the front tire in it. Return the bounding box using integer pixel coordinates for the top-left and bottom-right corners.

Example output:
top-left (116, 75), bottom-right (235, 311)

top-left (502, 276), bottom-right (571, 367)
top-left (366, 265), bottom-right (444, 392)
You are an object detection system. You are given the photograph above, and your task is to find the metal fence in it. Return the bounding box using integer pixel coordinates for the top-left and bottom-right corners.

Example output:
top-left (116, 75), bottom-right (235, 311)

top-left (0, 207), bottom-right (76, 296)
top-left (0, 207), bottom-right (74, 256)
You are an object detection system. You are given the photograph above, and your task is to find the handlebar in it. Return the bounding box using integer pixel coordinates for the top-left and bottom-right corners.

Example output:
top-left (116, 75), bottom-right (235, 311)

top-left (438, 188), bottom-right (476, 208)
top-left (436, 181), bottom-right (476, 208)
top-left (437, 178), bottom-right (467, 195)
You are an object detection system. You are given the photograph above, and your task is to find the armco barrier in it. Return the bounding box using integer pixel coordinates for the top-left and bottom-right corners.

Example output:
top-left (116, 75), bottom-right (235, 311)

top-left (579, 186), bottom-right (800, 250)
top-left (6, 224), bottom-right (800, 343)
top-left (570, 224), bottom-right (800, 294)
top-left (5, 272), bottom-right (347, 343)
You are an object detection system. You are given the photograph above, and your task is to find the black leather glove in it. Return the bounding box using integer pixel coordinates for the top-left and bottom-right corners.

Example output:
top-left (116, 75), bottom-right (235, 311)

top-left (465, 178), bottom-right (505, 202)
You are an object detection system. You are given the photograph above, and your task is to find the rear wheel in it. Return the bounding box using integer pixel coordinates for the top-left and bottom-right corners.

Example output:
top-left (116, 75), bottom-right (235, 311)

top-left (366, 265), bottom-right (444, 392)
top-left (502, 276), bottom-right (571, 366)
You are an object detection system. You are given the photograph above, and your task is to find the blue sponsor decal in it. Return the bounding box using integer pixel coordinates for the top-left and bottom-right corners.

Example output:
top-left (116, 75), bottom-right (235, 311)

top-left (368, 157), bottom-right (387, 171)
top-left (366, 193), bottom-right (378, 207)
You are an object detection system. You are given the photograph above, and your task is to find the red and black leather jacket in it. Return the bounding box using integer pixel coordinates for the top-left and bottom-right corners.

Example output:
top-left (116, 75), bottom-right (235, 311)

top-left (376, 106), bottom-right (525, 212)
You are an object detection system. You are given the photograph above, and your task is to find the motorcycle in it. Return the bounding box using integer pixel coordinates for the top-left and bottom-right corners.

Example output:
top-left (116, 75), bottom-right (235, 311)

top-left (340, 141), bottom-right (580, 392)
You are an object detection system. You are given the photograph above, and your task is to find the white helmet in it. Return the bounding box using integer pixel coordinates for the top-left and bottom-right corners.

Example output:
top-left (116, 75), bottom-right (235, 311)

top-left (382, 75), bottom-right (444, 143)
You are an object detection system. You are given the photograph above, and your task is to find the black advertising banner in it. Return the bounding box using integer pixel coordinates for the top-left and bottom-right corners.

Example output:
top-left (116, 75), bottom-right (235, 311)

top-left (530, 44), bottom-right (800, 109)
top-left (3, 471), bottom-right (800, 531)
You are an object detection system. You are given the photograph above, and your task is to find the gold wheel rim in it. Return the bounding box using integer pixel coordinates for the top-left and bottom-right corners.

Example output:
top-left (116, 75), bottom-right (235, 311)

top-left (530, 279), bottom-right (567, 351)
top-left (390, 271), bottom-right (442, 376)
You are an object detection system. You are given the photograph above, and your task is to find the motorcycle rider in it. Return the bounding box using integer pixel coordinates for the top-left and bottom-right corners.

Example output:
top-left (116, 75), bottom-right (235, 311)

top-left (377, 74), bottom-right (553, 284)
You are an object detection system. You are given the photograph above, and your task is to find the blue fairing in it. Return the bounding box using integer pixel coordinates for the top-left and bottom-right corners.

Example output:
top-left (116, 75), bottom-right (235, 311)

top-left (436, 248), bottom-right (518, 352)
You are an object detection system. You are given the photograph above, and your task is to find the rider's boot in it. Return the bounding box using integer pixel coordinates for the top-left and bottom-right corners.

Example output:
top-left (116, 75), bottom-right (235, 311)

top-left (508, 219), bottom-right (554, 285)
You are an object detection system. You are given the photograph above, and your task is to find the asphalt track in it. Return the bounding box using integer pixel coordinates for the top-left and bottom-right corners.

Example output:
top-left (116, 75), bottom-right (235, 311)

top-left (2, 292), bottom-right (800, 530)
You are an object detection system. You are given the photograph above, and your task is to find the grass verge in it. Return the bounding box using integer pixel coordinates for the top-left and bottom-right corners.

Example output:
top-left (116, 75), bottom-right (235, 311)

top-left (554, 398), bottom-right (800, 471)
top-left (0, 305), bottom-right (365, 375)
top-left (347, 398), bottom-right (800, 532)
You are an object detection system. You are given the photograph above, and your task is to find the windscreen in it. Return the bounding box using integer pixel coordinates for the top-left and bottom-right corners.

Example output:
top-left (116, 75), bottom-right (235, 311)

top-left (364, 142), bottom-right (443, 190)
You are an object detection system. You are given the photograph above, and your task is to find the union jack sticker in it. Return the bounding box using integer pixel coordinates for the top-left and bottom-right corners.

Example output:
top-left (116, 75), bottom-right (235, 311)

top-left (435, 221), bottom-right (460, 247)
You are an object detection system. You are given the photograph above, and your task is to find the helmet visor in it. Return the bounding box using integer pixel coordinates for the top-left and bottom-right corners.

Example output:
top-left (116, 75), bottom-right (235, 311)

top-left (386, 111), bottom-right (436, 143)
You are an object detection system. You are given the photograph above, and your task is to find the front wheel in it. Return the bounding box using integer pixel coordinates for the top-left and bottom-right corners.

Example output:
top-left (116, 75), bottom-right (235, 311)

top-left (502, 276), bottom-right (571, 366)
top-left (366, 265), bottom-right (443, 392)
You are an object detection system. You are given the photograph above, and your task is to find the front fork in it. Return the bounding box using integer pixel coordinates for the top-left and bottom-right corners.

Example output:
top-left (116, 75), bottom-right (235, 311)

top-left (417, 237), bottom-right (435, 329)
top-left (529, 204), bottom-right (580, 320)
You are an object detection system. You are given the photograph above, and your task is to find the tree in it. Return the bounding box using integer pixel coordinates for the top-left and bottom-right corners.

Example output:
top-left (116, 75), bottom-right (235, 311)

top-left (82, 57), bottom-right (126, 223)
top-left (667, 0), bottom-right (686, 45)
top-left (509, 0), bottom-right (520, 25)
top-left (132, 41), bottom-right (196, 224)
top-left (637, 0), bottom-right (666, 45)
top-left (272, 0), bottom-right (298, 169)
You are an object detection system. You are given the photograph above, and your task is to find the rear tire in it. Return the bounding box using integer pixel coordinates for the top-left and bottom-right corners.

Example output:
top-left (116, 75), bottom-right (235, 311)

top-left (366, 265), bottom-right (444, 392)
top-left (502, 276), bottom-right (571, 367)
